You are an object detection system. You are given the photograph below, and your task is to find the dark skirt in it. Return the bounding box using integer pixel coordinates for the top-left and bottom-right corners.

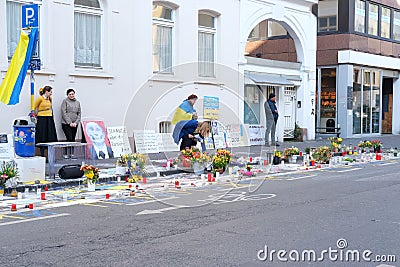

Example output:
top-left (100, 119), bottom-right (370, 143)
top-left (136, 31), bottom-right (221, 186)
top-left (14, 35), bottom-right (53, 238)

top-left (35, 116), bottom-right (58, 144)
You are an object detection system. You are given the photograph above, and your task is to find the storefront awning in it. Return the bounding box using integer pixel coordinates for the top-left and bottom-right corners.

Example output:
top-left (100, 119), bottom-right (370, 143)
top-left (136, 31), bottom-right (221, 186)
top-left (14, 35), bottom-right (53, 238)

top-left (245, 72), bottom-right (295, 86)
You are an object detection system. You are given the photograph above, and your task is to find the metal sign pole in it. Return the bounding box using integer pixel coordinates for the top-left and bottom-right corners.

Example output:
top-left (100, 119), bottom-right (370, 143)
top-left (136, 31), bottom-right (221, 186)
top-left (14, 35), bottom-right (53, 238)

top-left (30, 67), bottom-right (35, 122)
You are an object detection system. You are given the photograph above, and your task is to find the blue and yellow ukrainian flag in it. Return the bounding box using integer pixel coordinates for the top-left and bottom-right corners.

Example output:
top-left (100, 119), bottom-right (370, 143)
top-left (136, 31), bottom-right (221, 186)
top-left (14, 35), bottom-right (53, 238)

top-left (0, 28), bottom-right (38, 105)
top-left (171, 100), bottom-right (196, 125)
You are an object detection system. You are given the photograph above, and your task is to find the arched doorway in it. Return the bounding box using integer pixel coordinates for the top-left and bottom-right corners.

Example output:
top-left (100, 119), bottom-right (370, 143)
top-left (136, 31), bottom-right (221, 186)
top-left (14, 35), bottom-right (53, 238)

top-left (240, 0), bottom-right (317, 142)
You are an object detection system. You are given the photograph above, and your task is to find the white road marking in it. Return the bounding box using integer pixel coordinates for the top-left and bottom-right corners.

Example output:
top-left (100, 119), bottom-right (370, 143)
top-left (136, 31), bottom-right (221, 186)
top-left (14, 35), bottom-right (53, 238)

top-left (0, 213), bottom-right (69, 226)
top-left (136, 206), bottom-right (186, 215)
top-left (287, 175), bottom-right (316, 181)
top-left (126, 197), bottom-right (179, 206)
top-left (336, 168), bottom-right (363, 173)
top-left (376, 162), bottom-right (396, 166)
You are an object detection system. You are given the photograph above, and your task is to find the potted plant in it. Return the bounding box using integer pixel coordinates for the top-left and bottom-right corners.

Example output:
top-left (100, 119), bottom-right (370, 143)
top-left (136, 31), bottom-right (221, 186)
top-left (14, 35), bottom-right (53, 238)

top-left (371, 140), bottom-right (383, 153)
top-left (328, 137), bottom-right (342, 152)
top-left (283, 147), bottom-right (299, 163)
top-left (212, 149), bottom-right (232, 174)
top-left (273, 150), bottom-right (282, 165)
top-left (312, 146), bottom-right (331, 164)
top-left (179, 147), bottom-right (198, 168)
top-left (0, 160), bottom-right (19, 195)
top-left (80, 164), bottom-right (100, 192)
top-left (191, 151), bottom-right (210, 175)
top-left (115, 154), bottom-right (128, 175)
top-left (358, 140), bottom-right (372, 153)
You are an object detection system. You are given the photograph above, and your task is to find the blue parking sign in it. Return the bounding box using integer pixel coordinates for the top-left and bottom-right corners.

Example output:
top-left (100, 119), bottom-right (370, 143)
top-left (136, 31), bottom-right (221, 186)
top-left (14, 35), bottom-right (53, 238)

top-left (22, 4), bottom-right (39, 28)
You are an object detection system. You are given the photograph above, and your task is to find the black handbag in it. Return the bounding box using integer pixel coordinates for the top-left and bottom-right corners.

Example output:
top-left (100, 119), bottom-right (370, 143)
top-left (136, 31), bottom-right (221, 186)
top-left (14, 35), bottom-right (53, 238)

top-left (58, 164), bottom-right (84, 179)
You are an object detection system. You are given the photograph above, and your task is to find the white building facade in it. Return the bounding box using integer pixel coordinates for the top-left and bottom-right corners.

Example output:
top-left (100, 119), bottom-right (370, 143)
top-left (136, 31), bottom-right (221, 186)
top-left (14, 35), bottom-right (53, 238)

top-left (0, 0), bottom-right (317, 148)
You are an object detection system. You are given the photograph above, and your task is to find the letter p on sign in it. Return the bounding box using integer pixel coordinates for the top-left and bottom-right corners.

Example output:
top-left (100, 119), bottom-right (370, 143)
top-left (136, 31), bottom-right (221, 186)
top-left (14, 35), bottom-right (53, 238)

top-left (22, 4), bottom-right (39, 28)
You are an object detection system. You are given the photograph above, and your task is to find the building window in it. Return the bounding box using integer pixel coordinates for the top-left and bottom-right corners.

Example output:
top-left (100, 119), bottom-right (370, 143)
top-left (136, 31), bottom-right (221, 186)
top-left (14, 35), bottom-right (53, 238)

top-left (368, 3), bottom-right (378, 36)
top-left (352, 68), bottom-right (381, 135)
top-left (159, 121), bottom-right (172, 133)
top-left (381, 7), bottom-right (391, 39)
top-left (267, 21), bottom-right (287, 37)
top-left (318, 16), bottom-right (337, 32)
top-left (7, 1), bottom-right (39, 60)
top-left (354, 0), bottom-right (366, 33)
top-left (244, 85), bottom-right (261, 124)
top-left (152, 4), bottom-right (173, 73)
top-left (198, 12), bottom-right (216, 77)
top-left (74, 0), bottom-right (102, 67)
top-left (317, 0), bottom-right (337, 32)
top-left (394, 10), bottom-right (400, 41)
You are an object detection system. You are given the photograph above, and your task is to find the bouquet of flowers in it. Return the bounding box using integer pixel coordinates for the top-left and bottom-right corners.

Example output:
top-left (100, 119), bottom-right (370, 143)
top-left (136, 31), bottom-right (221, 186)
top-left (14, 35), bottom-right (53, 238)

top-left (116, 154), bottom-right (128, 166)
top-left (370, 140), bottom-right (382, 148)
top-left (329, 137), bottom-right (342, 151)
top-left (0, 161), bottom-right (19, 188)
top-left (312, 146), bottom-right (331, 163)
top-left (80, 164), bottom-right (100, 183)
top-left (283, 147), bottom-right (299, 158)
top-left (273, 150), bottom-right (282, 158)
top-left (127, 153), bottom-right (147, 176)
top-left (212, 149), bottom-right (232, 170)
top-left (358, 140), bottom-right (372, 148)
top-left (190, 150), bottom-right (210, 165)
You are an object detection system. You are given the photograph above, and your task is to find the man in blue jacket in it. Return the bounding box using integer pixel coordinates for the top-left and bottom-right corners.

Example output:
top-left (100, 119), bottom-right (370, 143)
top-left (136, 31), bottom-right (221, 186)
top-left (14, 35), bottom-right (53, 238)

top-left (264, 93), bottom-right (279, 146)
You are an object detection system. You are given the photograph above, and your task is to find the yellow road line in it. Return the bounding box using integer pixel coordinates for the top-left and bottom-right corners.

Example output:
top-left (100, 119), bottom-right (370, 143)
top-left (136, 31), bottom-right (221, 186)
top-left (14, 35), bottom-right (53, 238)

top-left (0, 214), bottom-right (25, 220)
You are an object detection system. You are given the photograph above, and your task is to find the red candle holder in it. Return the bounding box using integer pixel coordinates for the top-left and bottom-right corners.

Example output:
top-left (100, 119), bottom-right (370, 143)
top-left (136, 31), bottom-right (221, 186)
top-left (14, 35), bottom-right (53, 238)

top-left (11, 204), bottom-right (17, 211)
top-left (208, 173), bottom-right (212, 182)
top-left (44, 186), bottom-right (49, 191)
top-left (175, 181), bottom-right (179, 187)
top-left (249, 157), bottom-right (253, 163)
top-left (41, 192), bottom-right (46, 200)
top-left (263, 160), bottom-right (267, 166)
top-left (29, 203), bottom-right (34, 209)
top-left (299, 151), bottom-right (303, 156)
top-left (142, 177), bottom-right (147, 184)
top-left (106, 194), bottom-right (110, 199)
top-left (129, 184), bottom-right (132, 188)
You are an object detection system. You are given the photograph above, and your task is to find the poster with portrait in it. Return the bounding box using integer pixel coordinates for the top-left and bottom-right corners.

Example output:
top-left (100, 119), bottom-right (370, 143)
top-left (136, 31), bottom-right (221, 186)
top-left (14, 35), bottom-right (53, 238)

top-left (81, 120), bottom-right (114, 159)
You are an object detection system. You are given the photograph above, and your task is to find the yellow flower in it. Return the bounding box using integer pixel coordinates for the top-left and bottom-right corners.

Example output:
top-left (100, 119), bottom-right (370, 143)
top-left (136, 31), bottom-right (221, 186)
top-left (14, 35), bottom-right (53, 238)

top-left (86, 171), bottom-right (94, 179)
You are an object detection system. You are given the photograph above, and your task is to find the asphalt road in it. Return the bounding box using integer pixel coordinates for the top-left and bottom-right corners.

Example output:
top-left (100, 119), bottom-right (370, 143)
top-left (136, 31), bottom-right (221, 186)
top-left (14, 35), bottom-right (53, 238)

top-left (1, 161), bottom-right (399, 267)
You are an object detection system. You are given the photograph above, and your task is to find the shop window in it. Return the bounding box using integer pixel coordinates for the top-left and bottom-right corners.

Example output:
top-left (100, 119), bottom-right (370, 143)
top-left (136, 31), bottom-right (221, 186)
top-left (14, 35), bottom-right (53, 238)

top-left (198, 12), bottom-right (217, 77)
top-left (244, 85), bottom-right (261, 124)
top-left (368, 3), bottom-right (378, 36)
top-left (352, 68), bottom-right (362, 134)
top-left (352, 68), bottom-right (381, 135)
top-left (153, 4), bottom-right (174, 73)
top-left (74, 0), bottom-right (102, 67)
top-left (318, 68), bottom-right (337, 129)
top-left (381, 7), bottom-right (391, 39)
top-left (317, 0), bottom-right (337, 32)
top-left (354, 0), bottom-right (366, 33)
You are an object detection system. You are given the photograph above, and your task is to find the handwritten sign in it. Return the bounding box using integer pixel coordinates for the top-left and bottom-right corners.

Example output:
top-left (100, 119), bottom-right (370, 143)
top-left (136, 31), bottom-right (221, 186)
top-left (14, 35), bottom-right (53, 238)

top-left (0, 134), bottom-right (13, 160)
top-left (203, 96), bottom-right (220, 120)
top-left (159, 133), bottom-right (179, 152)
top-left (246, 125), bottom-right (265, 145)
top-left (107, 126), bottom-right (132, 157)
top-left (133, 130), bottom-right (161, 154)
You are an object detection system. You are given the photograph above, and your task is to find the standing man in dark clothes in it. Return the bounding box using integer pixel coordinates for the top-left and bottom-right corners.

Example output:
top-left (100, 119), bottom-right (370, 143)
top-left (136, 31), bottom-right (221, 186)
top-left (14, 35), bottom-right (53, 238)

top-left (264, 93), bottom-right (279, 146)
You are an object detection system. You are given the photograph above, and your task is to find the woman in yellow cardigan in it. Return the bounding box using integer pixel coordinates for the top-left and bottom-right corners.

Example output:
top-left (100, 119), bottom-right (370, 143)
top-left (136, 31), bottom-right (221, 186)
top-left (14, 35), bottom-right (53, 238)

top-left (34, 85), bottom-right (58, 157)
